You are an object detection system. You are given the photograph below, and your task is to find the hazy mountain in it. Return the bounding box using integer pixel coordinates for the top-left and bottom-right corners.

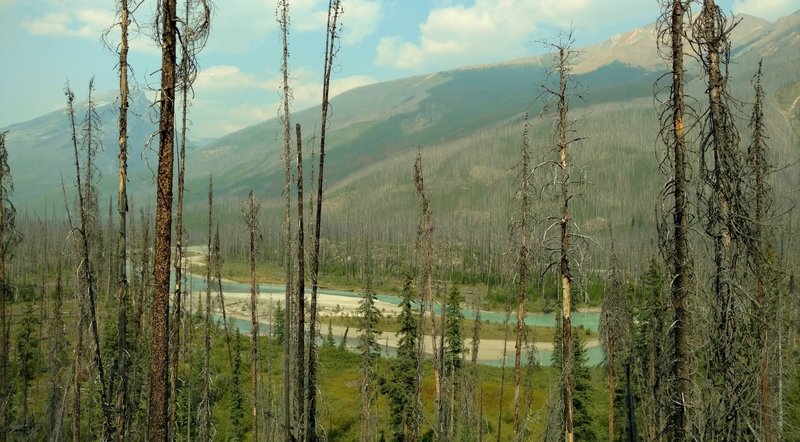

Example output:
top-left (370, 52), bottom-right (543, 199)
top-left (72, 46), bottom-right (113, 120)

top-left (3, 12), bottom-right (798, 258)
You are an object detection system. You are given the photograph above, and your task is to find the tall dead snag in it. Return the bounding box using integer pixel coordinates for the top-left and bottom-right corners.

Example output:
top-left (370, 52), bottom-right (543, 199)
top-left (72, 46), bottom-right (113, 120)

top-left (496, 308), bottom-right (511, 442)
top-left (656, 1), bottom-right (692, 439)
top-left (413, 149), bottom-right (440, 404)
top-left (295, 123), bottom-right (306, 438)
top-left (307, 2), bottom-right (342, 440)
top-left (276, 0), bottom-right (294, 437)
top-left (510, 115), bottom-right (532, 437)
top-left (540, 33), bottom-right (580, 442)
top-left (598, 234), bottom-right (632, 442)
top-left (747, 60), bottom-right (774, 442)
top-left (68, 81), bottom-right (114, 438)
top-left (693, 1), bottom-right (754, 437)
top-left (149, 0), bottom-right (178, 438)
top-left (0, 131), bottom-right (16, 442)
top-left (213, 225), bottom-right (234, 368)
top-left (103, 0), bottom-right (134, 435)
top-left (242, 191), bottom-right (262, 441)
top-left (201, 175), bottom-right (213, 440)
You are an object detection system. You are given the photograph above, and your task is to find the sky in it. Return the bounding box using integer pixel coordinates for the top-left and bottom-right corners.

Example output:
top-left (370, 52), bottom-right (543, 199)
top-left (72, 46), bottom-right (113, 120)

top-left (0, 0), bottom-right (797, 139)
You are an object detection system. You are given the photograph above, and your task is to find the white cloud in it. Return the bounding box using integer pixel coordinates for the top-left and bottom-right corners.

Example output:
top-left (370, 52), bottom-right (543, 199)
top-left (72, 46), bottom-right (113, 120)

top-left (21, 10), bottom-right (113, 38)
top-left (375, 0), bottom-right (657, 71)
top-left (733, 0), bottom-right (798, 20)
top-left (190, 64), bottom-right (376, 137)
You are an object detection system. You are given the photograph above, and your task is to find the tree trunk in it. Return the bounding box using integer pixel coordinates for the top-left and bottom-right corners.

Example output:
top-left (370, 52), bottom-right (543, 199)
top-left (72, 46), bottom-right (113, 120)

top-left (113, 2), bottom-right (131, 438)
top-left (245, 191), bottom-right (261, 442)
top-left (307, 4), bottom-right (341, 440)
top-left (169, 0), bottom-right (190, 435)
top-left (149, 0), bottom-right (178, 438)
top-left (512, 118), bottom-right (531, 437)
top-left (277, 1), bottom-right (294, 437)
top-left (295, 123), bottom-right (306, 439)
top-left (663, 2), bottom-right (691, 438)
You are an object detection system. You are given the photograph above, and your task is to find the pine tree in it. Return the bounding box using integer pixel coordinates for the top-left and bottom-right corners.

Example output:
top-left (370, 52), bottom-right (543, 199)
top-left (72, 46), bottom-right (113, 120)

top-left (384, 274), bottom-right (419, 441)
top-left (358, 275), bottom-right (382, 442)
top-left (273, 302), bottom-right (286, 346)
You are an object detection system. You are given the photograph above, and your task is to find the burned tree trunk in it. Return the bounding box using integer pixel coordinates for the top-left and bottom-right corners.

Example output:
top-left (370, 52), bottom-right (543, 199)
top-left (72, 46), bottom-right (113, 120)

top-left (656, 1), bottom-right (692, 439)
top-left (307, 3), bottom-right (342, 440)
top-left (242, 191), bottom-right (261, 441)
top-left (413, 149), bottom-right (441, 405)
top-left (277, 0), bottom-right (294, 437)
top-left (511, 116), bottom-right (532, 437)
top-left (149, 0), bottom-right (178, 438)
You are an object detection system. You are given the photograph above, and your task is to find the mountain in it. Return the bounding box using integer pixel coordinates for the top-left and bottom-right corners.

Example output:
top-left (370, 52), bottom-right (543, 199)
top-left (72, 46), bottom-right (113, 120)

top-left (1, 91), bottom-right (162, 212)
top-left (3, 13), bottom-right (799, 262)
top-left (179, 13), bottom-right (799, 256)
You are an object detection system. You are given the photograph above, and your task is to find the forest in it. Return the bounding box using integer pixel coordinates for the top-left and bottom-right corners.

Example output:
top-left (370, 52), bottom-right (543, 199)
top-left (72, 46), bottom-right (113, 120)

top-left (0, 0), bottom-right (799, 441)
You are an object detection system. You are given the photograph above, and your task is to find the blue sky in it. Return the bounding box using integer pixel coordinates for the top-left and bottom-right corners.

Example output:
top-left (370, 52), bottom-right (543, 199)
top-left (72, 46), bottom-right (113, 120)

top-left (1, 0), bottom-right (797, 138)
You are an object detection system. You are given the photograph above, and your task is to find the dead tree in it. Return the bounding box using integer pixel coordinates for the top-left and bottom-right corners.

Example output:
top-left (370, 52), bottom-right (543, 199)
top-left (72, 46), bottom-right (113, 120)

top-left (201, 175), bottom-right (213, 440)
top-left (509, 115), bottom-right (533, 437)
top-left (413, 149), bottom-right (441, 406)
top-left (66, 82), bottom-right (114, 438)
top-left (598, 234), bottom-right (632, 441)
top-left (294, 123), bottom-right (306, 440)
top-left (693, 1), bottom-right (755, 437)
top-left (213, 225), bottom-right (234, 369)
top-left (149, 0), bottom-right (178, 437)
top-left (496, 308), bottom-right (511, 442)
top-left (0, 130), bottom-right (16, 442)
top-left (747, 60), bottom-right (775, 442)
top-left (277, 0), bottom-right (294, 437)
top-left (242, 191), bottom-right (262, 441)
top-left (307, 3), bottom-right (342, 440)
top-left (656, 1), bottom-right (692, 439)
top-left (540, 33), bottom-right (582, 442)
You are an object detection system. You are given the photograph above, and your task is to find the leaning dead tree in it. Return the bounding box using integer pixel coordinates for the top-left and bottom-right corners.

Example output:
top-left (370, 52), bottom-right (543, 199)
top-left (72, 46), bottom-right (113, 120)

top-left (307, 3), bottom-right (342, 439)
top-left (655, 1), bottom-right (692, 439)
top-left (540, 32), bottom-right (582, 442)
top-left (149, 0), bottom-right (178, 437)
top-left (66, 82), bottom-right (114, 439)
top-left (413, 148), bottom-right (441, 410)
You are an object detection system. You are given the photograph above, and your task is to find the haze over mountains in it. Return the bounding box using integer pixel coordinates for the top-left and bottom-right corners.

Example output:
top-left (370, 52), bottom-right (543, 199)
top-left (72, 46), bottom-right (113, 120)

top-left (3, 11), bottom-right (798, 255)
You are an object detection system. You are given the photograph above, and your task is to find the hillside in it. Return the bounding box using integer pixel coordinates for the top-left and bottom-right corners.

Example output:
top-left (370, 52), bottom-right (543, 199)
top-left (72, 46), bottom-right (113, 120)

top-left (2, 13), bottom-right (798, 266)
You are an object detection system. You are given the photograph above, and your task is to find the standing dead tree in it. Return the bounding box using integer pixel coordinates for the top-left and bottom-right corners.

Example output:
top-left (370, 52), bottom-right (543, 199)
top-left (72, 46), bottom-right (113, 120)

top-left (307, 3), bottom-right (343, 440)
top-left (539, 32), bottom-right (583, 442)
top-left (509, 115), bottom-right (533, 437)
top-left (242, 191), bottom-right (262, 441)
top-left (276, 0), bottom-right (295, 437)
top-left (692, 1), bottom-right (756, 437)
top-left (598, 234), bottom-right (632, 441)
top-left (294, 123), bottom-right (306, 440)
top-left (201, 175), bottom-right (213, 440)
top-left (655, 1), bottom-right (692, 439)
top-left (169, 0), bottom-right (205, 433)
top-left (747, 60), bottom-right (776, 442)
top-left (66, 82), bottom-right (114, 439)
top-left (149, 0), bottom-right (178, 437)
top-left (413, 148), bottom-right (441, 409)
top-left (0, 130), bottom-right (17, 442)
